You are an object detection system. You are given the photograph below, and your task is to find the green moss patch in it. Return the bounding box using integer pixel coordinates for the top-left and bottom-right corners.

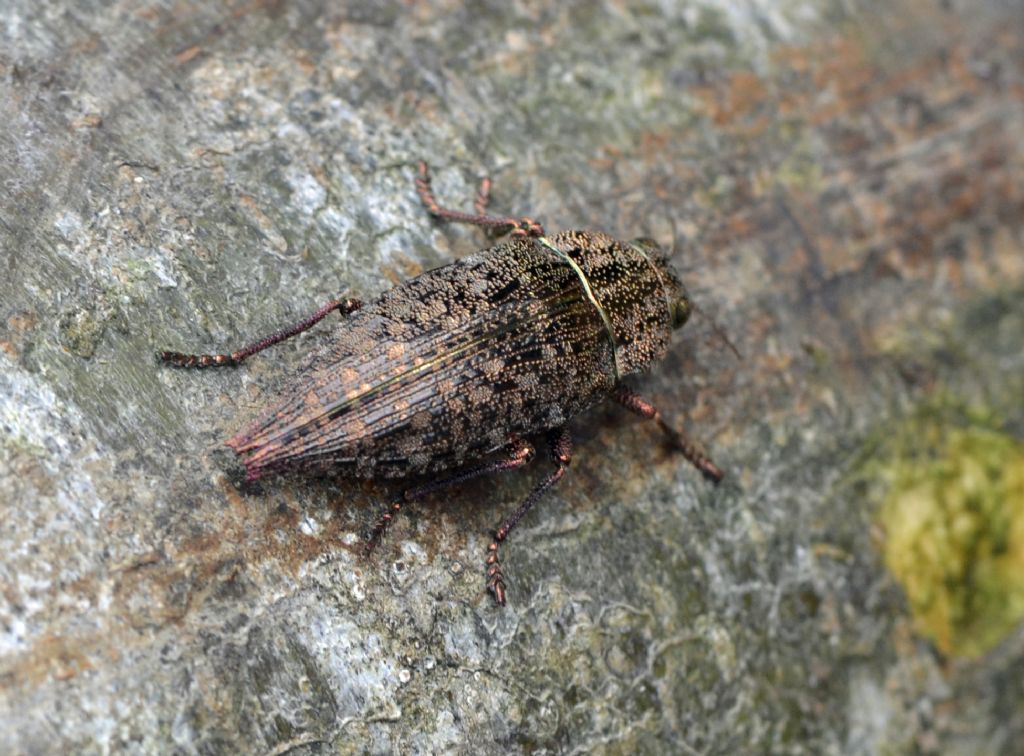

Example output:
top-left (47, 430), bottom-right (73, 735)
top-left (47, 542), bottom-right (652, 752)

top-left (873, 402), bottom-right (1024, 658)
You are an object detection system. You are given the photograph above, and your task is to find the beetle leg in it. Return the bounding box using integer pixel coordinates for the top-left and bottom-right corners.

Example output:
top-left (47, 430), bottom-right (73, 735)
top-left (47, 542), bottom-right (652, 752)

top-left (159, 297), bottom-right (363, 368)
top-left (486, 427), bottom-right (572, 606)
top-left (612, 386), bottom-right (724, 482)
top-left (474, 174), bottom-right (491, 215)
top-left (365, 436), bottom-right (535, 555)
top-left (415, 161), bottom-right (544, 238)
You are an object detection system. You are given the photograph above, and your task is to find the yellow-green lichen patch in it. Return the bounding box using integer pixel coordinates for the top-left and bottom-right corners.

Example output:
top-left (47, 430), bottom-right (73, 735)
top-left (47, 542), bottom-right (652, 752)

top-left (874, 404), bottom-right (1024, 659)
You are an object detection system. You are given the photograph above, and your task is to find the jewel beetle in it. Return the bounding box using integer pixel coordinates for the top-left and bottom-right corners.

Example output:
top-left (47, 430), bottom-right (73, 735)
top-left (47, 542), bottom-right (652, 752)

top-left (160, 161), bottom-right (723, 605)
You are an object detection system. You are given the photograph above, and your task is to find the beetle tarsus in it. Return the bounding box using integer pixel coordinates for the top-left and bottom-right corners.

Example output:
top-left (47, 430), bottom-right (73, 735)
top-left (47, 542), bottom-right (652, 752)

top-left (485, 542), bottom-right (506, 606)
top-left (474, 175), bottom-right (491, 215)
top-left (158, 350), bottom-right (239, 368)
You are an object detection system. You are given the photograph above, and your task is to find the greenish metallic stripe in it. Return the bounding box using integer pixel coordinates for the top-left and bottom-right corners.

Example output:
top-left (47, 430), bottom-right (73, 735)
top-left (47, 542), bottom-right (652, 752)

top-left (536, 236), bottom-right (621, 381)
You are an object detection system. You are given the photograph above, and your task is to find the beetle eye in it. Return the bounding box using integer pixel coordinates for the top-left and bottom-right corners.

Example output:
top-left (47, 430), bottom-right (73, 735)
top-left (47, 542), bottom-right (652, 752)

top-left (672, 295), bottom-right (692, 329)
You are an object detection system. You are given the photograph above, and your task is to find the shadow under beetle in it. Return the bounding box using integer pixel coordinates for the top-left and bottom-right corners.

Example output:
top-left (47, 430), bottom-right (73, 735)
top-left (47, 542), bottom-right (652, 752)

top-left (161, 162), bottom-right (723, 606)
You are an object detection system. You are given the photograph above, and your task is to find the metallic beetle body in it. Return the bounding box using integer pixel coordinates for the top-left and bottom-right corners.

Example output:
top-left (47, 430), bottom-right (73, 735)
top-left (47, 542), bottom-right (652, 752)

top-left (227, 230), bottom-right (688, 482)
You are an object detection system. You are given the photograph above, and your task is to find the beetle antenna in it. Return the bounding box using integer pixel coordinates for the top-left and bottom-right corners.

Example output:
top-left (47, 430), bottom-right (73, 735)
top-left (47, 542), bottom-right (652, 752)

top-left (666, 213), bottom-right (679, 258)
top-left (692, 302), bottom-right (742, 360)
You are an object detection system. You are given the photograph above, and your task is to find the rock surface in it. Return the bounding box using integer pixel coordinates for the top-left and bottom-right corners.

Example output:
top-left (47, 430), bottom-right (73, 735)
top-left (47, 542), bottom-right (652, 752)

top-left (2, 0), bottom-right (1023, 752)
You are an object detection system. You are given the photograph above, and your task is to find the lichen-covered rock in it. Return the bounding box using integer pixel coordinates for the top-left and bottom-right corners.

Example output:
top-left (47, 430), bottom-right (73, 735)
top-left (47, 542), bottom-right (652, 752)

top-left (2, 1), bottom-right (1023, 753)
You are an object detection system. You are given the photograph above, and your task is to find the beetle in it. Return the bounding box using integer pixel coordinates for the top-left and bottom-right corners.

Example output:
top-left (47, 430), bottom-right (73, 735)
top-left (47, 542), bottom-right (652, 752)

top-left (160, 161), bottom-right (723, 605)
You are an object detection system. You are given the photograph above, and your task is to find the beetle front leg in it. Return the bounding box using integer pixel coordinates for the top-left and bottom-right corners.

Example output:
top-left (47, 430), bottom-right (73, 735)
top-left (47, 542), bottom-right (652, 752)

top-left (365, 436), bottom-right (536, 555)
top-left (415, 161), bottom-right (544, 238)
top-left (159, 297), bottom-right (363, 368)
top-left (612, 386), bottom-right (723, 482)
top-left (486, 427), bottom-right (572, 606)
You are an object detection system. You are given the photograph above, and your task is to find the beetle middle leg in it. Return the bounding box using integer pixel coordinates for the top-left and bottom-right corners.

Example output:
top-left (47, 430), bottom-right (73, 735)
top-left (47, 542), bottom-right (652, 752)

top-left (486, 427), bottom-right (572, 606)
top-left (415, 161), bottom-right (545, 238)
top-left (160, 297), bottom-right (363, 368)
top-left (365, 436), bottom-right (536, 555)
top-left (612, 386), bottom-right (724, 482)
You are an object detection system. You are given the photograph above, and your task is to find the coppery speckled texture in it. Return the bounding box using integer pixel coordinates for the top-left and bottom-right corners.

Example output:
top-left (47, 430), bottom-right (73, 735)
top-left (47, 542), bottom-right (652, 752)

top-left (2, 0), bottom-right (1024, 753)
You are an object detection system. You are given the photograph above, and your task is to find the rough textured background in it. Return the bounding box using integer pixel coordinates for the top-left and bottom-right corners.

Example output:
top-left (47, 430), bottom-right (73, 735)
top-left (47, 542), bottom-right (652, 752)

top-left (2, 0), bottom-right (1023, 753)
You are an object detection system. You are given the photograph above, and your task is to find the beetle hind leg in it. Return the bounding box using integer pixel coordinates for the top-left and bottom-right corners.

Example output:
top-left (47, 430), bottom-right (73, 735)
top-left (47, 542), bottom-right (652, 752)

top-left (486, 427), bottom-right (572, 606)
top-left (159, 297), bottom-right (362, 368)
